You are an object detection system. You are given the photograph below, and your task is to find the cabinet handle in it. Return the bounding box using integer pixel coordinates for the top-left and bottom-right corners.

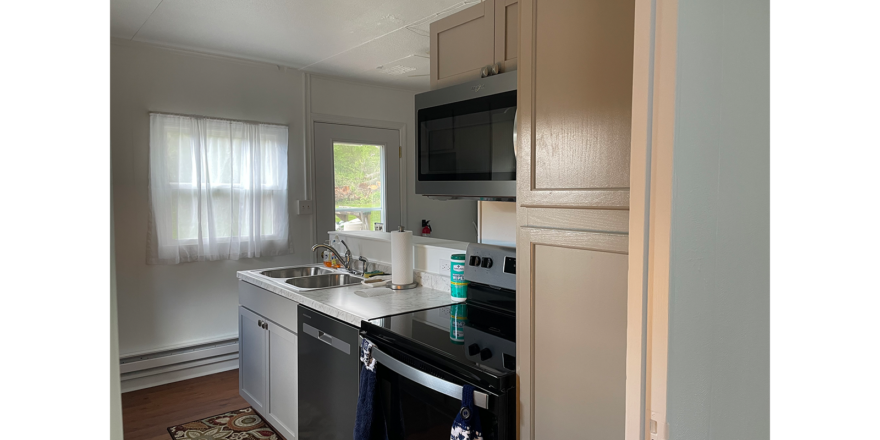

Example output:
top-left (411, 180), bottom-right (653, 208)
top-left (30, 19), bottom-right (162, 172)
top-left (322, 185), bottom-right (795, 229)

top-left (257, 319), bottom-right (263, 328)
top-left (262, 322), bottom-right (268, 330)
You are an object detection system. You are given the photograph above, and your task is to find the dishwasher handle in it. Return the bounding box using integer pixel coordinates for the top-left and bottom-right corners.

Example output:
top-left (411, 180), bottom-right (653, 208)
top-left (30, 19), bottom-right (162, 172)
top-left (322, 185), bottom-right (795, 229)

top-left (318, 330), bottom-right (333, 345)
top-left (303, 323), bottom-right (351, 355)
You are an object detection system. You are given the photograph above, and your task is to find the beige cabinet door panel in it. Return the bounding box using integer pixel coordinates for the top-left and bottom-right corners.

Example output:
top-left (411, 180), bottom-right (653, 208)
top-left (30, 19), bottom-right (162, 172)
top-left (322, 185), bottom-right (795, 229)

top-left (495, 0), bottom-right (519, 72)
top-left (534, 245), bottom-right (627, 439)
top-left (517, 0), bottom-right (635, 208)
top-left (430, 0), bottom-right (495, 89)
top-left (516, 226), bottom-right (628, 440)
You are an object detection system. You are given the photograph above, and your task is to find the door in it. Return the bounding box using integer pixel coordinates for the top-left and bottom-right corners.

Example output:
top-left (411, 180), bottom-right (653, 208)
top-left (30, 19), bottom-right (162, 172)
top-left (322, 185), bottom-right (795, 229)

top-left (239, 306), bottom-right (268, 414)
top-left (267, 320), bottom-right (298, 440)
top-left (314, 123), bottom-right (401, 244)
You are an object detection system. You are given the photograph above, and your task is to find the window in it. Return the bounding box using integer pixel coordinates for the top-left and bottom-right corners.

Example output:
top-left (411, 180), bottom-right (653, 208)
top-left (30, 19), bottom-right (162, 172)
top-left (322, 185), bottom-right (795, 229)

top-left (333, 142), bottom-right (384, 231)
top-left (147, 113), bottom-right (289, 264)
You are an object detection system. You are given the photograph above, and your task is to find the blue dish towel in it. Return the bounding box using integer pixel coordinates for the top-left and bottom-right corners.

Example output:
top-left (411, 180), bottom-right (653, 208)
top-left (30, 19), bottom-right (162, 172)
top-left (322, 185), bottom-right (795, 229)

top-left (450, 384), bottom-right (484, 440)
top-left (354, 338), bottom-right (388, 440)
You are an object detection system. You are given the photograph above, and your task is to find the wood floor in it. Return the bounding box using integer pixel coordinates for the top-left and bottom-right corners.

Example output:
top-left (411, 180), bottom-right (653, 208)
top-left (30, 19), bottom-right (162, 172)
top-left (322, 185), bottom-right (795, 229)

top-left (121, 369), bottom-right (249, 440)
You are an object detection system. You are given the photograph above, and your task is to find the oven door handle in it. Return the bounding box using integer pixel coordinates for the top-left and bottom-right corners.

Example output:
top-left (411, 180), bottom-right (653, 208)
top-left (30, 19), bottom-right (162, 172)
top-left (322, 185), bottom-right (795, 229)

top-left (366, 338), bottom-right (490, 410)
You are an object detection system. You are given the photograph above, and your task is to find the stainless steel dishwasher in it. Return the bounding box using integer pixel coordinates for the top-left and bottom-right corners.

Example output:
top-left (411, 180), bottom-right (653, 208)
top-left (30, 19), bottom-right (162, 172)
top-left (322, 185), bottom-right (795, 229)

top-left (297, 304), bottom-right (360, 440)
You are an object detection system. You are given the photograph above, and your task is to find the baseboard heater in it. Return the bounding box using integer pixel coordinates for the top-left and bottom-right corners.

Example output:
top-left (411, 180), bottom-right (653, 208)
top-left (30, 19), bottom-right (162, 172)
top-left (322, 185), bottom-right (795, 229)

top-left (119, 338), bottom-right (239, 380)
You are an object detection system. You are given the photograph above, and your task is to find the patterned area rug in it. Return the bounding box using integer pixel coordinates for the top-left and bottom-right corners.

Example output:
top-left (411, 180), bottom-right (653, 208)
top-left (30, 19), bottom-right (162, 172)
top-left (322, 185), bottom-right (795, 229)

top-left (167, 407), bottom-right (281, 440)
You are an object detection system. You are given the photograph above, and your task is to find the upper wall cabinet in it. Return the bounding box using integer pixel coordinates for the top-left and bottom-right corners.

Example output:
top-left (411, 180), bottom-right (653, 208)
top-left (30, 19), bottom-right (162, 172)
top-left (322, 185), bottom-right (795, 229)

top-left (430, 0), bottom-right (520, 89)
top-left (517, 0), bottom-right (634, 208)
top-left (495, 0), bottom-right (519, 72)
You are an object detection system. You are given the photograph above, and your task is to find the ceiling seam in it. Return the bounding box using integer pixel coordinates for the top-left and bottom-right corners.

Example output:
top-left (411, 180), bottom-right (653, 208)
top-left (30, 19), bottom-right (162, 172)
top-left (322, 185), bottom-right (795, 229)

top-left (131, 0), bottom-right (165, 41)
top-left (298, 0), bottom-right (480, 71)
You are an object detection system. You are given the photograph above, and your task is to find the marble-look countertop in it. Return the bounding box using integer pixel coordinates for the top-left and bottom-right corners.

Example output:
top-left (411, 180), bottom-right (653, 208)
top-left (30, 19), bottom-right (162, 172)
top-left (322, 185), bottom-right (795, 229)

top-left (237, 265), bottom-right (457, 328)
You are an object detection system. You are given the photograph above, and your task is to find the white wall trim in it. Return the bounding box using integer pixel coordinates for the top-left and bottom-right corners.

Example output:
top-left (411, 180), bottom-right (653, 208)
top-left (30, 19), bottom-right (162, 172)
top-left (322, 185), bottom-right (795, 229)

top-left (121, 359), bottom-right (239, 393)
top-left (119, 337), bottom-right (240, 392)
top-left (627, 0), bottom-right (678, 438)
top-left (119, 334), bottom-right (239, 359)
top-left (120, 342), bottom-right (239, 374)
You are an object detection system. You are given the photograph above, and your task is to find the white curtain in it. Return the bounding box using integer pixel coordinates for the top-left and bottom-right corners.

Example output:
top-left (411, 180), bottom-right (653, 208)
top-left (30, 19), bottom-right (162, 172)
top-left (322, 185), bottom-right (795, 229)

top-left (147, 113), bottom-right (289, 264)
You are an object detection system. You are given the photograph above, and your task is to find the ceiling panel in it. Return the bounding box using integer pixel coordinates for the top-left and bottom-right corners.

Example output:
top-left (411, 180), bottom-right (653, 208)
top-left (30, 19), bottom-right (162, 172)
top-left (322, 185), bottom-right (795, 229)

top-left (130, 0), bottom-right (466, 67)
top-left (301, 1), bottom-right (476, 89)
top-left (111, 0), bottom-right (163, 39)
top-left (111, 0), bottom-right (483, 89)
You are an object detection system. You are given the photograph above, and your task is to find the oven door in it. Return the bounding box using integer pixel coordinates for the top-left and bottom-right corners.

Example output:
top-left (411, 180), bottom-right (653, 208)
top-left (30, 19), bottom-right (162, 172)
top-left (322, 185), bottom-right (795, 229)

top-left (415, 72), bottom-right (517, 199)
top-left (367, 341), bottom-right (511, 440)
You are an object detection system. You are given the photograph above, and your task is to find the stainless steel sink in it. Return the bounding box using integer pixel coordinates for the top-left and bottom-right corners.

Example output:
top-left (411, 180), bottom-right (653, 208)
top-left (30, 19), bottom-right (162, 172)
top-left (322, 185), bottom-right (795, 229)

top-left (261, 267), bottom-right (334, 278)
top-left (285, 273), bottom-right (364, 290)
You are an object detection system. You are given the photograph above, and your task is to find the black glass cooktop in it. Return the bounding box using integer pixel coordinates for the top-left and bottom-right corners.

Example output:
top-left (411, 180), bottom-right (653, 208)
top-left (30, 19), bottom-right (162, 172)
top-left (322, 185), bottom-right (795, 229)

top-left (361, 285), bottom-right (516, 392)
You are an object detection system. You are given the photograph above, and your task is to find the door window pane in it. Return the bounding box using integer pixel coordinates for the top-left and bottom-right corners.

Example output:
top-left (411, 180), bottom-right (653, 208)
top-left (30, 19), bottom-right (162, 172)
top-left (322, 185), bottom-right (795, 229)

top-left (333, 143), bottom-right (384, 231)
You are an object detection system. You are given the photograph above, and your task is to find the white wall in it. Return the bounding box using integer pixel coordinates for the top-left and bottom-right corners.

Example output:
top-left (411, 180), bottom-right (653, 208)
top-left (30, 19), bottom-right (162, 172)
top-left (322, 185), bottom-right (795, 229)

top-left (666, 0), bottom-right (770, 438)
top-left (107, 139), bottom-right (122, 440)
top-left (478, 201), bottom-right (516, 246)
top-left (309, 76), bottom-right (478, 242)
top-left (111, 41), bottom-right (478, 357)
top-left (111, 41), bottom-right (313, 355)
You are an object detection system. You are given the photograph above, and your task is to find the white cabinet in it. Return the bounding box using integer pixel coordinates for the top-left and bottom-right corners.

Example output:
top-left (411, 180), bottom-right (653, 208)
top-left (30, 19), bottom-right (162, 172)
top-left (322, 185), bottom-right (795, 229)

top-left (239, 306), bottom-right (268, 414)
top-left (267, 320), bottom-right (298, 440)
top-left (238, 305), bottom-right (298, 440)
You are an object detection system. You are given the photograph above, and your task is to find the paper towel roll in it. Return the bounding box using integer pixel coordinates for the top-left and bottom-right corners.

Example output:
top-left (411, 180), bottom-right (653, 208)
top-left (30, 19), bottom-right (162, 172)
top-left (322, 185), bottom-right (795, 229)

top-left (391, 229), bottom-right (413, 285)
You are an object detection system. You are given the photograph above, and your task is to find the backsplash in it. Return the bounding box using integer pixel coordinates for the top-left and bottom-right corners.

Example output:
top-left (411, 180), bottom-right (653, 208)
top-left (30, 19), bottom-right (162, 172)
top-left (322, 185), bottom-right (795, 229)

top-left (371, 262), bottom-right (450, 293)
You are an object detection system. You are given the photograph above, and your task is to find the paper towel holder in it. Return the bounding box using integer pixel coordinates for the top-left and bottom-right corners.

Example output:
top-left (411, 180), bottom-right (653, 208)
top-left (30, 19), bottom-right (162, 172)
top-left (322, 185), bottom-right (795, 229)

top-left (390, 225), bottom-right (418, 290)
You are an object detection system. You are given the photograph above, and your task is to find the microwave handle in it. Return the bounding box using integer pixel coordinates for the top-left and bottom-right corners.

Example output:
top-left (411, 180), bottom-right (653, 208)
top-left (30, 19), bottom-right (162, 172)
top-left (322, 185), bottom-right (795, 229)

top-left (365, 337), bottom-right (490, 410)
top-left (513, 108), bottom-right (518, 160)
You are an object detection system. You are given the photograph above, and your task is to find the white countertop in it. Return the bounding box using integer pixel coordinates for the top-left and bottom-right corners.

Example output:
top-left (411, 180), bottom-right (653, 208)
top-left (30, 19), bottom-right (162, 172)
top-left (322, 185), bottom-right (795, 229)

top-left (237, 266), bottom-right (458, 327)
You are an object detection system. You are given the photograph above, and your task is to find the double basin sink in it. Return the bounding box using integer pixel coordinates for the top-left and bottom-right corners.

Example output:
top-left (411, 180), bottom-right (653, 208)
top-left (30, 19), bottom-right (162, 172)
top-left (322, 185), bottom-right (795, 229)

top-left (255, 265), bottom-right (365, 291)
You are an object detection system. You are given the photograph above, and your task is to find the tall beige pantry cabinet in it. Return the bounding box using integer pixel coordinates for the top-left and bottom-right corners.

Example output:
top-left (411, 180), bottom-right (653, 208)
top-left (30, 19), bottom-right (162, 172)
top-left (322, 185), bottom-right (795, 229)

top-left (515, 0), bottom-right (636, 439)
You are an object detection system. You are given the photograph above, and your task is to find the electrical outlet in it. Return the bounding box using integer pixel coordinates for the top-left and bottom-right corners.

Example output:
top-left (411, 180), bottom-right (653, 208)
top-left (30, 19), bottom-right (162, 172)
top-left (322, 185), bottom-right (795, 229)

top-left (439, 259), bottom-right (452, 274)
top-left (297, 200), bottom-right (313, 215)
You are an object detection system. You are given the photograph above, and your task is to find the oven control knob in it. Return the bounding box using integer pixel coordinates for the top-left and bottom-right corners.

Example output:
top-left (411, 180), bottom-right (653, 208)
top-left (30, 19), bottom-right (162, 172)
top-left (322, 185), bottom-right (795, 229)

top-left (468, 343), bottom-right (481, 356)
top-left (480, 258), bottom-right (493, 268)
top-left (480, 348), bottom-right (493, 361)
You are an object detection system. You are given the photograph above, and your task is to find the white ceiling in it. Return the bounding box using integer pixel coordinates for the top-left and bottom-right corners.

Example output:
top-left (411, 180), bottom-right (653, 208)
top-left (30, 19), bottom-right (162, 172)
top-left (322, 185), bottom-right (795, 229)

top-left (111, 0), bottom-right (482, 90)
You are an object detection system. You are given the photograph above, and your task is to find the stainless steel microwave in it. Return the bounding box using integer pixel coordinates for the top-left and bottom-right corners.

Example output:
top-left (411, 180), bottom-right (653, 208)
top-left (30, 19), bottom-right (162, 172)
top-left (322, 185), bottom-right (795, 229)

top-left (415, 71), bottom-right (517, 201)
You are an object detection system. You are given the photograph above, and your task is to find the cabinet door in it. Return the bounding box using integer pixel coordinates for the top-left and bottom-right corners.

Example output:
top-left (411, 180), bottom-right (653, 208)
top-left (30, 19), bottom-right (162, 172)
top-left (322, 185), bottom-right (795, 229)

top-left (494, 0), bottom-right (519, 72)
top-left (430, 0), bottom-right (495, 89)
top-left (267, 321), bottom-right (298, 440)
top-left (239, 306), bottom-right (268, 414)
top-left (517, 237), bottom-right (627, 439)
top-left (517, 0), bottom-right (635, 208)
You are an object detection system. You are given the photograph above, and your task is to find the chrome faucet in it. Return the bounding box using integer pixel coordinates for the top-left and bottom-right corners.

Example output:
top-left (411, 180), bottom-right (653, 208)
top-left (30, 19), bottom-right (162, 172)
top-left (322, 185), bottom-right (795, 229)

top-left (356, 256), bottom-right (369, 276)
top-left (311, 240), bottom-right (353, 273)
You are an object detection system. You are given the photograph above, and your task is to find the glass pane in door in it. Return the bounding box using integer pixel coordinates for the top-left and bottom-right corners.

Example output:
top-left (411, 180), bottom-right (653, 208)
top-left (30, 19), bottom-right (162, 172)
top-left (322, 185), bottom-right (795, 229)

top-left (333, 142), bottom-right (384, 231)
